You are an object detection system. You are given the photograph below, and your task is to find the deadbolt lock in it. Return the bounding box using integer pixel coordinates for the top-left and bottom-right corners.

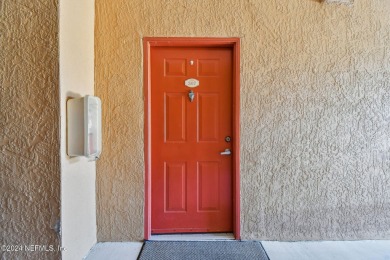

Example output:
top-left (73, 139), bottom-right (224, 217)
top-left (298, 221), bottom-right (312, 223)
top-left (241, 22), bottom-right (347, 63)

top-left (225, 136), bottom-right (231, 143)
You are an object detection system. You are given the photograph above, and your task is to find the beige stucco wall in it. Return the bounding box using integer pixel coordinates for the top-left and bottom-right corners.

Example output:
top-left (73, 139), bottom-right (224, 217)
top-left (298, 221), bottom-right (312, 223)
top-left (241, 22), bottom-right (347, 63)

top-left (95, 0), bottom-right (390, 241)
top-left (0, 1), bottom-right (61, 259)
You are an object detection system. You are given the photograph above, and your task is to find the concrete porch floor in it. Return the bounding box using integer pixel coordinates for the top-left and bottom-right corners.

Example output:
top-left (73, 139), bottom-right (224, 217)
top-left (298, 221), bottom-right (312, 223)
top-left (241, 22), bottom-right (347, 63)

top-left (85, 235), bottom-right (390, 260)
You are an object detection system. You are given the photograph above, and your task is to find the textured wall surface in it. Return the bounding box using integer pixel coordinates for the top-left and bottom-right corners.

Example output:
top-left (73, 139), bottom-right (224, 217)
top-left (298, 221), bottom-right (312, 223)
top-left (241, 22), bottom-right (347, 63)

top-left (95, 0), bottom-right (390, 241)
top-left (0, 0), bottom-right (61, 259)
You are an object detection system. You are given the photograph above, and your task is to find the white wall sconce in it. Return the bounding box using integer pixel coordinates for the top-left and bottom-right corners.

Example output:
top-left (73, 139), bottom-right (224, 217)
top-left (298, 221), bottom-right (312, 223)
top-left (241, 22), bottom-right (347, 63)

top-left (67, 95), bottom-right (102, 160)
top-left (322, 0), bottom-right (354, 5)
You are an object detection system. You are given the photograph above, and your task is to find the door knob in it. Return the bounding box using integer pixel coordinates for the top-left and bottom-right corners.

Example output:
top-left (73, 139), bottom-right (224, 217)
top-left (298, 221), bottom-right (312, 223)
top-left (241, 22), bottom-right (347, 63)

top-left (220, 149), bottom-right (231, 155)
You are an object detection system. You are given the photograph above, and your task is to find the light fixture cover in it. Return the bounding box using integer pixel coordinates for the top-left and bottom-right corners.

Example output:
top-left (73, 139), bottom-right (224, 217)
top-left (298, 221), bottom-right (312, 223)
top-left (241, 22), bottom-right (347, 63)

top-left (322, 0), bottom-right (354, 5)
top-left (67, 95), bottom-right (102, 160)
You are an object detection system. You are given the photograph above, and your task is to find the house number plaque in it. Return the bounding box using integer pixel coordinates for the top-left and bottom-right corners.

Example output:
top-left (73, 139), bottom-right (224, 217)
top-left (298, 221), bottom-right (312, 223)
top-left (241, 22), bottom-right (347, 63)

top-left (185, 78), bottom-right (199, 88)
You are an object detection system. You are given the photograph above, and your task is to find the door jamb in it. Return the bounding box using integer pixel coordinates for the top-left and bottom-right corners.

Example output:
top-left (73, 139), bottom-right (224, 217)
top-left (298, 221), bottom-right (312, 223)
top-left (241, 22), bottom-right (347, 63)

top-left (143, 37), bottom-right (241, 240)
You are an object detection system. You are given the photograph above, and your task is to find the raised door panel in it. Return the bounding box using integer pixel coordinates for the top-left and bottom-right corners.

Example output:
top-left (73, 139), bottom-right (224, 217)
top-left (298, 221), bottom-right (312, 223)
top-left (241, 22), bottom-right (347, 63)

top-left (165, 93), bottom-right (186, 143)
top-left (197, 162), bottom-right (220, 212)
top-left (165, 59), bottom-right (187, 76)
top-left (198, 93), bottom-right (219, 142)
top-left (198, 59), bottom-right (219, 77)
top-left (165, 162), bottom-right (187, 212)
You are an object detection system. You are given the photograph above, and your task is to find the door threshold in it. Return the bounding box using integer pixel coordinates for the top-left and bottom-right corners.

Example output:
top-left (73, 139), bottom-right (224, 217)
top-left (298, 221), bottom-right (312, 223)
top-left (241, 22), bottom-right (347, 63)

top-left (149, 233), bottom-right (235, 241)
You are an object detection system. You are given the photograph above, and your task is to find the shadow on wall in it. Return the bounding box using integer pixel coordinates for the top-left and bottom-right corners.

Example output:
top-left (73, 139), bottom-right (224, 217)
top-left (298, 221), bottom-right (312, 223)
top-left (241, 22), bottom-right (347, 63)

top-left (66, 91), bottom-right (82, 164)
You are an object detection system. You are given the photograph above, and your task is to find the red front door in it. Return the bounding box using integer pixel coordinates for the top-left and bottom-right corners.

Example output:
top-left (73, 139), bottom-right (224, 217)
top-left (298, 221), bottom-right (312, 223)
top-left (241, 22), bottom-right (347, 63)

top-left (151, 46), bottom-right (233, 234)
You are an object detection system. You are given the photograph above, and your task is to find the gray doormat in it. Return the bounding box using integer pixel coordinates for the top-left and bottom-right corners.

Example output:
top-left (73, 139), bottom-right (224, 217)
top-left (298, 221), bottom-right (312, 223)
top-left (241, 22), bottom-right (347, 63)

top-left (138, 241), bottom-right (269, 260)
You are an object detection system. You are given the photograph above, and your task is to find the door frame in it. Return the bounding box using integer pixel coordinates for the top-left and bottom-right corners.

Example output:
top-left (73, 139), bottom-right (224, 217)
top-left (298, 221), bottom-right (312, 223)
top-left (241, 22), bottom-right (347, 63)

top-left (143, 37), bottom-right (240, 240)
